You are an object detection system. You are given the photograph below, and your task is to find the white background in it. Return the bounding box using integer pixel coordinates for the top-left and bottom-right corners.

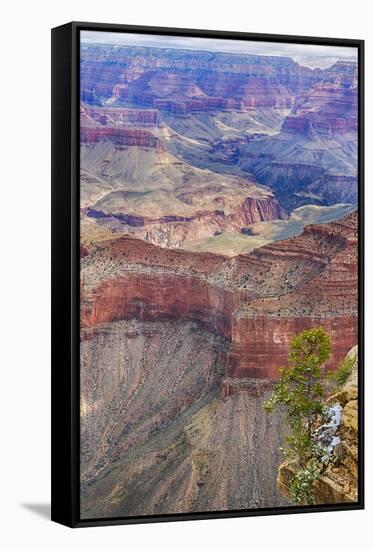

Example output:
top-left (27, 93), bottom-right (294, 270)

top-left (1, 0), bottom-right (371, 547)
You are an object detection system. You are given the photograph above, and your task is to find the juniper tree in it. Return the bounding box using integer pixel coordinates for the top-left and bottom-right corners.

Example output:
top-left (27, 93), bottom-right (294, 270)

top-left (264, 327), bottom-right (331, 503)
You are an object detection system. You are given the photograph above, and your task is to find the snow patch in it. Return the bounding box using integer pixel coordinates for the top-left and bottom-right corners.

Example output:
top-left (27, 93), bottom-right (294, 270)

top-left (313, 404), bottom-right (342, 461)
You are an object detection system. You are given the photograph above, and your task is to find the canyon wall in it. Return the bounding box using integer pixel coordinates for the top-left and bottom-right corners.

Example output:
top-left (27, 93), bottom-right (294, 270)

top-left (82, 104), bottom-right (161, 127)
top-left (81, 212), bottom-right (358, 394)
top-left (80, 319), bottom-right (287, 518)
top-left (85, 195), bottom-right (287, 248)
top-left (281, 82), bottom-right (358, 136)
top-left (80, 125), bottom-right (164, 149)
top-left (79, 42), bottom-right (359, 519)
top-left (80, 44), bottom-right (356, 113)
top-left (80, 44), bottom-right (358, 215)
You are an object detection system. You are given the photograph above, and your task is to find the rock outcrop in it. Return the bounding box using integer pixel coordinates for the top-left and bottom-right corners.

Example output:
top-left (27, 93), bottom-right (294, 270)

top-left (282, 81), bottom-right (357, 136)
top-left (81, 212), bottom-right (358, 390)
top-left (81, 125), bottom-right (164, 149)
top-left (277, 346), bottom-right (359, 504)
top-left (85, 195), bottom-right (287, 248)
top-left (82, 104), bottom-right (161, 127)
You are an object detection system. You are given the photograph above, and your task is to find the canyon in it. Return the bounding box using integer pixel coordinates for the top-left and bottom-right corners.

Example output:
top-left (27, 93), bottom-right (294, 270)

top-left (79, 38), bottom-right (359, 518)
top-left (80, 137), bottom-right (288, 248)
top-left (80, 45), bottom-right (358, 253)
top-left (80, 212), bottom-right (358, 517)
top-left (81, 212), bottom-right (358, 395)
top-left (80, 44), bottom-right (354, 113)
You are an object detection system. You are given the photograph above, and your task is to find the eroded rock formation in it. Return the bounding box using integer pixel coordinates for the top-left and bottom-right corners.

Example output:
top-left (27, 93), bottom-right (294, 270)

top-left (80, 44), bottom-right (358, 217)
top-left (80, 44), bottom-right (355, 112)
top-left (79, 41), bottom-right (359, 519)
top-left (282, 81), bottom-right (358, 136)
top-left (82, 104), bottom-right (161, 127)
top-left (80, 319), bottom-right (287, 518)
top-left (81, 125), bottom-right (164, 149)
top-left (85, 195), bottom-right (287, 248)
top-left (81, 212), bottom-right (358, 391)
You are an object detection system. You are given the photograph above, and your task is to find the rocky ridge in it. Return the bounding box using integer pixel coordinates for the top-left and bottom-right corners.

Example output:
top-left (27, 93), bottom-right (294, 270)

top-left (85, 195), bottom-right (287, 249)
top-left (81, 211), bottom-right (358, 388)
top-left (80, 44), bottom-right (355, 112)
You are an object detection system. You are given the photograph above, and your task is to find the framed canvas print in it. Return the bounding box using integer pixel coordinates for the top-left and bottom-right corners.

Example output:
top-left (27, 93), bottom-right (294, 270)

top-left (51, 21), bottom-right (364, 527)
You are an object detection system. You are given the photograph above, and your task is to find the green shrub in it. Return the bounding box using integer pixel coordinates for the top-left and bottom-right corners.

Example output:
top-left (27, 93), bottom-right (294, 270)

top-left (329, 355), bottom-right (355, 386)
top-left (290, 460), bottom-right (320, 505)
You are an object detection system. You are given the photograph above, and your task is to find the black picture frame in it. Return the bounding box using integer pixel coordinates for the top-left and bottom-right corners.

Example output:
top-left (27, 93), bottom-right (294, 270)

top-left (51, 21), bottom-right (365, 528)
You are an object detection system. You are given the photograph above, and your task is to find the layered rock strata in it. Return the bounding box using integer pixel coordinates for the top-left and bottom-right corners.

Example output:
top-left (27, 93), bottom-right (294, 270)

top-left (85, 195), bottom-right (287, 248)
top-left (282, 82), bottom-right (358, 136)
top-left (80, 44), bottom-right (356, 113)
top-left (81, 212), bottom-right (358, 391)
top-left (82, 104), bottom-right (161, 127)
top-left (80, 126), bottom-right (164, 149)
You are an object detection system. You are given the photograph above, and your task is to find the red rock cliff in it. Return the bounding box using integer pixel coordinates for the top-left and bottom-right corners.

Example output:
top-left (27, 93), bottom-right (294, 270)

top-left (81, 212), bottom-right (358, 394)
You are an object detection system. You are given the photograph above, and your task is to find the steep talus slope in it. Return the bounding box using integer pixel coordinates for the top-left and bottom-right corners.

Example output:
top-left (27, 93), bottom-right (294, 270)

top-left (80, 319), bottom-right (286, 518)
top-left (81, 320), bottom-right (228, 483)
